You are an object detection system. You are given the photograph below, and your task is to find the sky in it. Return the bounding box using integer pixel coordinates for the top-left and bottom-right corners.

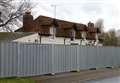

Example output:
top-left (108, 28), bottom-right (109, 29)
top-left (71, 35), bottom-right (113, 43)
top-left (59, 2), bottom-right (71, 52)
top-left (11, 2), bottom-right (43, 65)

top-left (20, 0), bottom-right (120, 31)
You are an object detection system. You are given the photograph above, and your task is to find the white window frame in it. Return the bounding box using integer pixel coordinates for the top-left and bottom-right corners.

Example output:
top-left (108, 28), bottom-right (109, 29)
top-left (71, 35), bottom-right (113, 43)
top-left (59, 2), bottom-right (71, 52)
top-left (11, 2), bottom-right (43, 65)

top-left (81, 31), bottom-right (86, 39)
top-left (50, 26), bottom-right (56, 39)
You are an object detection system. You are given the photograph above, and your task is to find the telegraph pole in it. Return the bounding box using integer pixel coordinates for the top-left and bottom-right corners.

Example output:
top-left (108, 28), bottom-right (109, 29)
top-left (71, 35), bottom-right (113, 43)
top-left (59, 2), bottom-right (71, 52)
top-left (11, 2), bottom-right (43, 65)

top-left (50, 5), bottom-right (57, 39)
top-left (51, 4), bottom-right (61, 19)
top-left (51, 5), bottom-right (56, 18)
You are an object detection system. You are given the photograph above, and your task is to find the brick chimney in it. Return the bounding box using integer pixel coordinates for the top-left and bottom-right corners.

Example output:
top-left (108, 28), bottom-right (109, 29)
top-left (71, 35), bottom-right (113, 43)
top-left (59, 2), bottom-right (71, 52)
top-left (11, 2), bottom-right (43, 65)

top-left (23, 11), bottom-right (34, 32)
top-left (88, 21), bottom-right (94, 28)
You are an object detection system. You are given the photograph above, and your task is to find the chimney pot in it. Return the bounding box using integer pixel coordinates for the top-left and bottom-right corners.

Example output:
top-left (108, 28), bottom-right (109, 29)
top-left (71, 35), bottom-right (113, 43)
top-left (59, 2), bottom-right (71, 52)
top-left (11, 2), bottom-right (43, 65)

top-left (23, 11), bottom-right (34, 32)
top-left (25, 11), bottom-right (31, 15)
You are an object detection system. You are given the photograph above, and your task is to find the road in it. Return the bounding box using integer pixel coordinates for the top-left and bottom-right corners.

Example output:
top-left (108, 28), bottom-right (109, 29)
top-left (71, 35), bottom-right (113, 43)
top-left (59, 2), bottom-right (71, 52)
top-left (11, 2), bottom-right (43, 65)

top-left (84, 76), bottom-right (120, 83)
top-left (33, 68), bottom-right (120, 83)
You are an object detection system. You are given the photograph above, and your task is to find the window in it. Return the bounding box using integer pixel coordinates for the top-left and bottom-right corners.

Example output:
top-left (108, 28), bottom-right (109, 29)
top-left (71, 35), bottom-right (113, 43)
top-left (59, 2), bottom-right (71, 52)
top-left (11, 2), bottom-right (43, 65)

top-left (35, 39), bottom-right (38, 43)
top-left (71, 43), bottom-right (78, 45)
top-left (50, 27), bottom-right (56, 39)
top-left (28, 40), bottom-right (30, 42)
top-left (95, 34), bottom-right (98, 40)
top-left (70, 29), bottom-right (76, 41)
top-left (81, 31), bottom-right (86, 39)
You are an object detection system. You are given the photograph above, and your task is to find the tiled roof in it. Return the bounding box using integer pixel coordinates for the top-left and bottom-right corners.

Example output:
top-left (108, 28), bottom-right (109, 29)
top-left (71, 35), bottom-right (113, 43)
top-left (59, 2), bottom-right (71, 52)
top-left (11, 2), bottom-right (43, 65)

top-left (15, 15), bottom-right (100, 40)
top-left (0, 32), bottom-right (33, 42)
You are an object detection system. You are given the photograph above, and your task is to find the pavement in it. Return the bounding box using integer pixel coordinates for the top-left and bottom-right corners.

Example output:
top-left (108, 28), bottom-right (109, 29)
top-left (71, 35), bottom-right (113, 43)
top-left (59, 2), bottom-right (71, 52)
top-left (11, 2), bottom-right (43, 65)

top-left (32, 68), bottom-right (120, 83)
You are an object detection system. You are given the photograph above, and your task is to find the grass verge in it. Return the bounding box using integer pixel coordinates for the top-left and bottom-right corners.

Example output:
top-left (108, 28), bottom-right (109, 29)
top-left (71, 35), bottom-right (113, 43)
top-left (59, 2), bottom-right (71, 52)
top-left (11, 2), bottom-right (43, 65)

top-left (0, 77), bottom-right (35, 83)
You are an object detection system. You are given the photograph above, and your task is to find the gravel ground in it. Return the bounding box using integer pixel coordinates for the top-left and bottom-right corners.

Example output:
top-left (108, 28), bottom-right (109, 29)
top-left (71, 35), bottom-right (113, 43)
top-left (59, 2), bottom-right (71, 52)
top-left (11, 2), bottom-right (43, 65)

top-left (32, 68), bottom-right (120, 83)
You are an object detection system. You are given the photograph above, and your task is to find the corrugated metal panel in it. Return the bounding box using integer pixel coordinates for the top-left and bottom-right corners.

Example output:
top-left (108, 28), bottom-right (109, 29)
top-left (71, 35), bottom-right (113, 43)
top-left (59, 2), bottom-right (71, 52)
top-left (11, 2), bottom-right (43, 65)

top-left (110, 47), bottom-right (115, 67)
top-left (96, 46), bottom-right (104, 68)
top-left (117, 47), bottom-right (120, 66)
top-left (18, 44), bottom-right (52, 77)
top-left (113, 47), bottom-right (120, 67)
top-left (54, 45), bottom-right (78, 73)
top-left (0, 43), bottom-right (1, 77)
top-left (0, 42), bottom-right (18, 77)
top-left (1, 42), bottom-right (120, 78)
top-left (117, 47), bottom-right (120, 67)
top-left (100, 46), bottom-right (106, 67)
top-left (68, 45), bottom-right (75, 71)
top-left (79, 46), bottom-right (88, 69)
top-left (66, 45), bottom-right (77, 71)
top-left (54, 45), bottom-right (67, 73)
top-left (103, 47), bottom-right (113, 67)
top-left (87, 46), bottom-right (98, 68)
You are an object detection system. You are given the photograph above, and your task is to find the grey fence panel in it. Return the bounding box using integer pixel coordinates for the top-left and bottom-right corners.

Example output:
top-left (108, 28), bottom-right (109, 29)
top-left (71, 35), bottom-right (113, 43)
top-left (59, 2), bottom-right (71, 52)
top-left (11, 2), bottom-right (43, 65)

top-left (117, 47), bottom-right (120, 67)
top-left (113, 47), bottom-right (120, 67)
top-left (0, 42), bottom-right (18, 77)
top-left (0, 43), bottom-right (1, 77)
top-left (54, 45), bottom-right (78, 73)
top-left (96, 46), bottom-right (104, 68)
top-left (64, 45), bottom-right (71, 72)
top-left (113, 47), bottom-right (117, 67)
top-left (110, 47), bottom-right (115, 67)
top-left (112, 47), bottom-right (116, 67)
top-left (67, 45), bottom-right (77, 71)
top-left (54, 45), bottom-right (66, 73)
top-left (103, 47), bottom-right (113, 67)
top-left (1, 42), bottom-right (120, 78)
top-left (86, 46), bottom-right (97, 69)
top-left (18, 44), bottom-right (52, 77)
top-left (79, 46), bottom-right (88, 69)
top-left (100, 47), bottom-right (107, 67)
top-left (117, 48), bottom-right (120, 67)
top-left (18, 44), bottom-right (35, 76)
top-left (117, 47), bottom-right (120, 66)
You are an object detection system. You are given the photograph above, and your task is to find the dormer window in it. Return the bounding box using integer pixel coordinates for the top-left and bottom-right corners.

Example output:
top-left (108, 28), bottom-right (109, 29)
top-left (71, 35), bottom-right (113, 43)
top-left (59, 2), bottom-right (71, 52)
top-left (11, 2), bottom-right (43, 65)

top-left (50, 27), bottom-right (56, 39)
top-left (69, 29), bottom-right (76, 41)
top-left (95, 33), bottom-right (98, 40)
top-left (81, 31), bottom-right (86, 39)
top-left (49, 19), bottom-right (58, 39)
top-left (35, 39), bottom-right (38, 43)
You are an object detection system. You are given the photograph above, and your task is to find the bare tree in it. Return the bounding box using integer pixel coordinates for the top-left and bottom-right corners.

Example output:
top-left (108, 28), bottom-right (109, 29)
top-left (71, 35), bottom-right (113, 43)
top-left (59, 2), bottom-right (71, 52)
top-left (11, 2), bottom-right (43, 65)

top-left (95, 18), bottom-right (104, 33)
top-left (0, 0), bottom-right (33, 32)
top-left (102, 29), bottom-right (118, 46)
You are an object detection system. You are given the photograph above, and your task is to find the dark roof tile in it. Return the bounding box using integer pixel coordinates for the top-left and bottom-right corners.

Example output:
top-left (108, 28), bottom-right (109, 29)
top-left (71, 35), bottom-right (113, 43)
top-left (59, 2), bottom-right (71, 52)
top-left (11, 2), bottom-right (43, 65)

top-left (15, 15), bottom-right (99, 40)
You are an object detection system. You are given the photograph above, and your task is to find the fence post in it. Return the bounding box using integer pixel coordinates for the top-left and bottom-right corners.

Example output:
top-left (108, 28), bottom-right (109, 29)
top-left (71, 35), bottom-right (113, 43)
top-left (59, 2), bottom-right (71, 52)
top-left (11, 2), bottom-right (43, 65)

top-left (0, 43), bottom-right (4, 77)
top-left (0, 43), bottom-right (1, 77)
top-left (51, 44), bottom-right (55, 75)
top-left (77, 45), bottom-right (80, 72)
top-left (17, 43), bottom-right (21, 77)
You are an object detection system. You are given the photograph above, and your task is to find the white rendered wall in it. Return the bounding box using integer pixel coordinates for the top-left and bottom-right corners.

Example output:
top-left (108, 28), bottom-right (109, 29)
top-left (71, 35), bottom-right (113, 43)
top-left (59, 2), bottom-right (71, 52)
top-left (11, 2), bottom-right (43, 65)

top-left (41, 37), bottom-right (64, 44)
top-left (13, 33), bottom-right (39, 43)
top-left (13, 33), bottom-right (101, 46)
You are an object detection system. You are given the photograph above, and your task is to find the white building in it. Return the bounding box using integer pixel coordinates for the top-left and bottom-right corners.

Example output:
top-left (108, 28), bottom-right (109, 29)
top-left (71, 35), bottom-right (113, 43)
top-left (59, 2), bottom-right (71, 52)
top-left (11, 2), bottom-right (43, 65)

top-left (14, 12), bottom-right (102, 46)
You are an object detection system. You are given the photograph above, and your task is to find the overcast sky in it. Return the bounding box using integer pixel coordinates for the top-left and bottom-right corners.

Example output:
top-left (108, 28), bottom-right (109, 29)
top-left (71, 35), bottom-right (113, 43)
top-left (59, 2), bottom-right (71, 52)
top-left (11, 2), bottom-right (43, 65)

top-left (23, 0), bottom-right (120, 31)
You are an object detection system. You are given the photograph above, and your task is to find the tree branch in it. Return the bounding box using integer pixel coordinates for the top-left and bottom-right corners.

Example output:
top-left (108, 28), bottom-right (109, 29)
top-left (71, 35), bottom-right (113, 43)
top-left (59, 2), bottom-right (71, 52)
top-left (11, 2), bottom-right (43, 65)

top-left (0, 13), bottom-right (22, 27)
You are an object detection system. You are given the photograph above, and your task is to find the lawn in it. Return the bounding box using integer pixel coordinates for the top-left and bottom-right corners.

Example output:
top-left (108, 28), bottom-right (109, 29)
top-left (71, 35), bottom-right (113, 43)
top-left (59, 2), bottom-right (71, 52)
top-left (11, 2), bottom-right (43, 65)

top-left (0, 77), bottom-right (35, 83)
